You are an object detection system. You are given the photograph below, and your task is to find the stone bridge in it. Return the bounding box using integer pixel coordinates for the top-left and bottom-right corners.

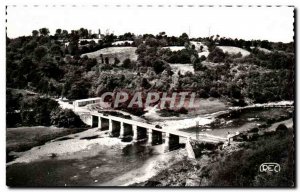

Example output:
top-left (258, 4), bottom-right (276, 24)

top-left (73, 98), bottom-right (225, 155)
top-left (89, 111), bottom-right (192, 152)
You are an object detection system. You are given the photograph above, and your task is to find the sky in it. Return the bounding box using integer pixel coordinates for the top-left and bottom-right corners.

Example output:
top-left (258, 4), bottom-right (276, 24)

top-left (6, 5), bottom-right (294, 42)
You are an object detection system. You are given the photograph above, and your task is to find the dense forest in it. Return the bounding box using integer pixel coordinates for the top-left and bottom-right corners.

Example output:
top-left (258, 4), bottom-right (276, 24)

top-left (6, 28), bottom-right (294, 126)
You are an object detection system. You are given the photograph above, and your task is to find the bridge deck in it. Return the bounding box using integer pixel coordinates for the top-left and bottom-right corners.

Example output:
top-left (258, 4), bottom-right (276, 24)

top-left (90, 112), bottom-right (226, 143)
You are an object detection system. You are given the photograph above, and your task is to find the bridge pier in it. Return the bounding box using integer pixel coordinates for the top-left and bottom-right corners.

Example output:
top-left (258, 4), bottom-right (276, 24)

top-left (147, 130), bottom-right (163, 145)
top-left (109, 119), bottom-right (121, 137)
top-left (98, 116), bottom-right (102, 129)
top-left (164, 133), bottom-right (180, 152)
top-left (137, 127), bottom-right (147, 140)
top-left (132, 125), bottom-right (138, 141)
top-left (92, 115), bottom-right (99, 127)
top-left (119, 122), bottom-right (125, 139)
top-left (109, 119), bottom-right (113, 133)
top-left (99, 117), bottom-right (109, 130)
top-left (132, 125), bottom-right (147, 142)
top-left (152, 130), bottom-right (163, 145)
top-left (147, 129), bottom-right (153, 145)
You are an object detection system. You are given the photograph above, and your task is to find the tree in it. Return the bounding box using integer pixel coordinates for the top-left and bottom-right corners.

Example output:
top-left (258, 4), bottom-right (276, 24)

top-left (141, 78), bottom-right (151, 89)
top-left (122, 58), bottom-right (131, 68)
top-left (200, 55), bottom-right (206, 61)
top-left (193, 61), bottom-right (204, 71)
top-left (100, 54), bottom-right (104, 63)
top-left (114, 57), bottom-right (120, 65)
top-left (210, 87), bottom-right (220, 97)
top-left (153, 59), bottom-right (166, 74)
top-left (39, 28), bottom-right (50, 36)
top-left (78, 28), bottom-right (89, 38)
top-left (207, 47), bottom-right (226, 63)
top-left (34, 46), bottom-right (48, 61)
top-left (68, 30), bottom-right (79, 55)
top-left (50, 108), bottom-right (85, 128)
top-left (50, 44), bottom-right (62, 55)
top-left (55, 29), bottom-right (62, 38)
top-left (179, 33), bottom-right (189, 45)
top-left (32, 30), bottom-right (39, 37)
top-left (84, 58), bottom-right (97, 71)
top-left (276, 124), bottom-right (288, 133)
top-left (198, 89), bottom-right (209, 98)
top-left (62, 30), bottom-right (69, 40)
top-left (67, 80), bottom-right (90, 100)
top-left (104, 57), bottom-right (109, 64)
top-left (20, 97), bottom-right (59, 126)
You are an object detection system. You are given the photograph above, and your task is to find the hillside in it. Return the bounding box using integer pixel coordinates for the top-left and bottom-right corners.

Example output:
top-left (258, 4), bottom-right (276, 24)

top-left (6, 28), bottom-right (294, 106)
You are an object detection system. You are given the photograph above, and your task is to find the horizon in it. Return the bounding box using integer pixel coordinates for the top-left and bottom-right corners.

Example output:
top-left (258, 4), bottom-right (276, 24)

top-left (6, 6), bottom-right (294, 43)
top-left (5, 28), bottom-right (295, 44)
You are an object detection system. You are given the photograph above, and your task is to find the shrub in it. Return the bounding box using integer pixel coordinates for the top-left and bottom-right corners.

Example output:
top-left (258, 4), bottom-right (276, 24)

top-left (209, 87), bottom-right (220, 97)
top-left (276, 124), bottom-right (288, 132)
top-left (198, 89), bottom-right (209, 98)
top-left (207, 47), bottom-right (226, 63)
top-left (177, 107), bottom-right (188, 114)
top-left (122, 58), bottom-right (131, 68)
top-left (114, 57), bottom-right (120, 65)
top-left (50, 108), bottom-right (85, 128)
top-left (200, 55), bottom-right (207, 61)
top-left (209, 130), bottom-right (294, 187)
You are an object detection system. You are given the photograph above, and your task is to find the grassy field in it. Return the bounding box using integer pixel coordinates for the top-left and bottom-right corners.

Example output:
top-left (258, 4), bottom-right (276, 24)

top-left (217, 46), bottom-right (250, 57)
top-left (187, 98), bottom-right (229, 116)
top-left (144, 98), bottom-right (229, 121)
top-left (81, 47), bottom-right (137, 64)
top-left (169, 64), bottom-right (194, 75)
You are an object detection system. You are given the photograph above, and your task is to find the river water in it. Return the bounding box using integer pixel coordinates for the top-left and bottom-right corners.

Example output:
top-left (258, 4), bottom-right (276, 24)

top-left (179, 107), bottom-right (293, 137)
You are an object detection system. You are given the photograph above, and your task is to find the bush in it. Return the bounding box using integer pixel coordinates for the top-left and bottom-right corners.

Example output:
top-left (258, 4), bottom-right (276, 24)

top-left (153, 59), bottom-right (167, 74)
top-left (209, 87), bottom-right (220, 97)
top-left (207, 47), bottom-right (226, 63)
top-left (200, 55), bottom-right (207, 61)
top-left (209, 130), bottom-right (294, 187)
top-left (159, 109), bottom-right (180, 117)
top-left (276, 124), bottom-right (288, 132)
top-left (114, 57), bottom-right (120, 65)
top-left (20, 97), bottom-right (59, 126)
top-left (198, 89), bottom-right (209, 98)
top-left (177, 107), bottom-right (188, 114)
top-left (50, 108), bottom-right (85, 128)
top-left (122, 58), bottom-right (132, 68)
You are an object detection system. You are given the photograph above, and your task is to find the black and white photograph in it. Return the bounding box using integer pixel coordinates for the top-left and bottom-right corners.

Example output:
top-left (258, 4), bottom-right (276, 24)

top-left (5, 4), bottom-right (295, 188)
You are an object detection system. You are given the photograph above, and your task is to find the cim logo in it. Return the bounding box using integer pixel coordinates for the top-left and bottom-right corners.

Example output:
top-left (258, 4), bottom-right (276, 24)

top-left (259, 163), bottom-right (281, 173)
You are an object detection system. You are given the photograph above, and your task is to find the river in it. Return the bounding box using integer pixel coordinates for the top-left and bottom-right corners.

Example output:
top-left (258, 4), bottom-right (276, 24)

top-left (7, 142), bottom-right (158, 187)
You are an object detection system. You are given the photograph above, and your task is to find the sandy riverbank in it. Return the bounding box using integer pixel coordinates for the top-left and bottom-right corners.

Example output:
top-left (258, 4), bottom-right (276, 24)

top-left (8, 128), bottom-right (130, 165)
top-left (7, 126), bottom-right (189, 186)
